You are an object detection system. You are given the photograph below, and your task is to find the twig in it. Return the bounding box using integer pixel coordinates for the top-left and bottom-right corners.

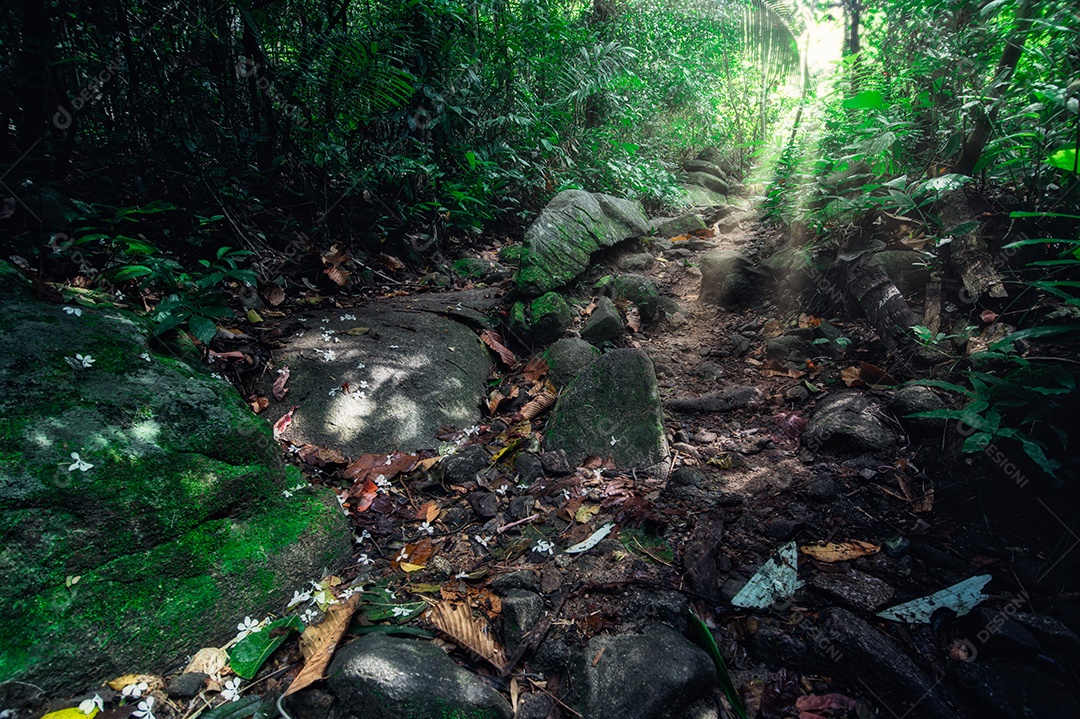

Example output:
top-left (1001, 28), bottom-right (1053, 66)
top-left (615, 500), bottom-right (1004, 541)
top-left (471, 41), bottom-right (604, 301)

top-left (668, 450), bottom-right (680, 475)
top-left (497, 513), bottom-right (540, 534)
top-left (629, 536), bottom-right (673, 567)
top-left (526, 677), bottom-right (582, 718)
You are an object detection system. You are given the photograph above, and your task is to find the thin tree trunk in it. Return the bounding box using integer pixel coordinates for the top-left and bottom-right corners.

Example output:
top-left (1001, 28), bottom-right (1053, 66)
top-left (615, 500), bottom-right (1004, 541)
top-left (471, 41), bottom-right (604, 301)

top-left (953, 0), bottom-right (1036, 176)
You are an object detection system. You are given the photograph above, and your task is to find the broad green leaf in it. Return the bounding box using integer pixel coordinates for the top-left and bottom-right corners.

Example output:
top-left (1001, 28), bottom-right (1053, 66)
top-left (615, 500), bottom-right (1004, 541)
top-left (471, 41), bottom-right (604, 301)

top-left (112, 265), bottom-right (154, 281)
top-left (229, 616), bottom-right (304, 679)
top-left (1046, 147), bottom-right (1078, 173)
top-left (360, 586), bottom-right (426, 623)
top-left (188, 314), bottom-right (219, 344)
top-left (842, 90), bottom-right (885, 112)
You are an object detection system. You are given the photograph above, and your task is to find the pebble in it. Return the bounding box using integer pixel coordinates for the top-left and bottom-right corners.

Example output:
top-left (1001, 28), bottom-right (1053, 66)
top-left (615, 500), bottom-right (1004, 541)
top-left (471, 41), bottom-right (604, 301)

top-left (693, 429), bottom-right (718, 444)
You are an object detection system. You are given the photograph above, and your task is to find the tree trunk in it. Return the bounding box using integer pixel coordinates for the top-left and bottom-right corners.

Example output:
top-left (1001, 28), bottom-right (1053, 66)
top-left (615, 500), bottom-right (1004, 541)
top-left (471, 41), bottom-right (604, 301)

top-left (953, 0), bottom-right (1036, 176)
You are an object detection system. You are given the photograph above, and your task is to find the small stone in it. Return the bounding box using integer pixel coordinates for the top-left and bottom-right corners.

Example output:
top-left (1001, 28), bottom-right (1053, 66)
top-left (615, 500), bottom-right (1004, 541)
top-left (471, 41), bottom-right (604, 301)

top-left (491, 570), bottom-right (539, 593)
top-left (804, 475), bottom-right (837, 500)
top-left (617, 252), bottom-right (655, 272)
top-left (672, 442), bottom-right (700, 458)
top-left (442, 446), bottom-right (490, 484)
top-left (508, 495), bottom-right (536, 520)
top-left (695, 362), bottom-right (724, 380)
top-left (581, 296), bottom-right (624, 345)
top-left (541, 449), bottom-right (573, 475)
top-left (890, 386), bottom-right (947, 435)
top-left (514, 452), bottom-right (545, 485)
top-left (168, 673), bottom-right (208, 699)
top-left (501, 589), bottom-right (544, 650)
top-left (693, 429), bottom-right (718, 444)
top-left (427, 556), bottom-right (454, 580)
top-left (803, 391), bottom-right (898, 453)
top-left (467, 491), bottom-right (499, 519)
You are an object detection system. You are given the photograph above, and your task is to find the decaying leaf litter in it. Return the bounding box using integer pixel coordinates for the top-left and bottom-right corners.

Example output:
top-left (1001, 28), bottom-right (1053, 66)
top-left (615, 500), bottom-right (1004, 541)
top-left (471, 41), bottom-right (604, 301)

top-left (34, 218), bottom-right (1066, 719)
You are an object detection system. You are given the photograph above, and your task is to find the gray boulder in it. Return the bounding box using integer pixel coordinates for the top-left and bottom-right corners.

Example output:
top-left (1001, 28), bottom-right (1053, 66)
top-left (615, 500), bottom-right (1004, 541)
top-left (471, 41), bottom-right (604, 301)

top-left (684, 171), bottom-right (730, 196)
top-left (890, 385), bottom-right (947, 434)
top-left (581, 296), bottom-right (624, 345)
top-left (544, 338), bottom-right (601, 388)
top-left (263, 302), bottom-right (492, 456)
top-left (572, 624), bottom-right (716, 719)
top-left (653, 212), bottom-right (706, 238)
top-left (516, 190), bottom-right (649, 297)
top-left (545, 349), bottom-right (668, 470)
top-left (683, 160), bottom-right (732, 184)
top-left (328, 634), bottom-right (512, 719)
top-left (612, 274), bottom-right (660, 322)
top-left (803, 391), bottom-right (898, 453)
top-left (698, 250), bottom-right (763, 308)
top-left (0, 263), bottom-right (350, 693)
top-left (678, 184), bottom-right (727, 206)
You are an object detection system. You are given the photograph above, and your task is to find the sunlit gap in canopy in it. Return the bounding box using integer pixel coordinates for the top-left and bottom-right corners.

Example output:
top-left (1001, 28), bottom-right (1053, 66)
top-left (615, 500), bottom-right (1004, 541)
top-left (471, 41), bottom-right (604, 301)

top-left (745, 6), bottom-right (845, 216)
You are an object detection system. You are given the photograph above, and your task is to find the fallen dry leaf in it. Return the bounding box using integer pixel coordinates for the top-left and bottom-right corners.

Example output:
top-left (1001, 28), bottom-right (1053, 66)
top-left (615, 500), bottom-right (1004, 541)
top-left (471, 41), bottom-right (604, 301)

top-left (520, 390), bottom-right (556, 421)
top-left (298, 444), bottom-right (348, 467)
top-left (799, 540), bottom-right (880, 562)
top-left (377, 253), bottom-right (405, 271)
top-left (761, 360), bottom-right (806, 378)
top-left (428, 600), bottom-right (507, 672)
top-left (250, 396), bottom-right (269, 413)
top-left (273, 367), bottom-right (291, 401)
top-left (183, 647), bottom-right (228, 677)
top-left (344, 451), bottom-right (417, 483)
top-left (346, 478), bottom-right (379, 512)
top-left (273, 406), bottom-right (298, 440)
top-left (286, 594), bottom-right (360, 696)
top-left (106, 674), bottom-right (163, 692)
top-left (259, 281), bottom-right (285, 306)
top-left (480, 329), bottom-right (517, 367)
top-left (522, 356), bottom-right (548, 383)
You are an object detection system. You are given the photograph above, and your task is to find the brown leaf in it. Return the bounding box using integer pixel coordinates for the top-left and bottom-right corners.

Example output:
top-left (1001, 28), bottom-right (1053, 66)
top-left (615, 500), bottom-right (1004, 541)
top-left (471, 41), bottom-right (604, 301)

top-left (273, 406), bottom-right (298, 440)
top-left (344, 451), bottom-right (417, 483)
top-left (522, 356), bottom-right (548, 383)
top-left (298, 444), bottom-right (349, 467)
top-left (273, 367), bottom-right (291, 401)
top-left (377, 253), bottom-right (405, 271)
top-left (423, 502), bottom-right (440, 523)
top-left (285, 594), bottom-right (360, 696)
top-left (840, 365), bottom-right (863, 386)
top-left (799, 540), bottom-right (880, 562)
top-left (183, 647), bottom-right (229, 677)
top-left (259, 281), bottom-right (285, 307)
top-left (520, 390), bottom-right (556, 421)
top-left (325, 265), bottom-right (350, 286)
top-left (762, 320), bottom-right (785, 338)
top-left (625, 306), bottom-right (641, 333)
top-left (857, 361), bottom-right (896, 387)
top-left (106, 674), bottom-right (163, 692)
top-left (250, 396), bottom-right (269, 413)
top-left (480, 329), bottom-right (517, 367)
top-left (761, 360), bottom-right (805, 378)
top-left (428, 600), bottom-right (507, 672)
top-left (487, 389), bottom-right (506, 416)
top-left (346, 478), bottom-right (379, 512)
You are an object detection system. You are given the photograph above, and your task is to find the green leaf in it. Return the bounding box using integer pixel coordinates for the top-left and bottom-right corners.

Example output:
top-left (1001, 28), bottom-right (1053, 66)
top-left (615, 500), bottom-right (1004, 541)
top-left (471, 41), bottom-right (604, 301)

top-left (112, 265), bottom-right (154, 281)
top-left (229, 616), bottom-right (304, 679)
top-left (991, 324), bottom-right (1080, 350)
top-left (842, 90), bottom-right (885, 112)
top-left (360, 586), bottom-right (426, 623)
top-left (687, 611), bottom-right (747, 719)
top-left (1046, 147), bottom-right (1079, 174)
top-left (188, 314), bottom-right (219, 344)
top-left (200, 696), bottom-right (263, 719)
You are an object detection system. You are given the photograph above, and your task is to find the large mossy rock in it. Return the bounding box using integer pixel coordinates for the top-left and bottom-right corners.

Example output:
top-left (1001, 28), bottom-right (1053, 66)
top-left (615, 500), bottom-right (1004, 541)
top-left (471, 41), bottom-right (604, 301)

top-left (328, 634), bottom-right (513, 719)
top-left (516, 190), bottom-right (649, 297)
top-left (0, 263), bottom-right (351, 692)
top-left (544, 349), bottom-right (667, 470)
top-left (508, 292), bottom-right (574, 345)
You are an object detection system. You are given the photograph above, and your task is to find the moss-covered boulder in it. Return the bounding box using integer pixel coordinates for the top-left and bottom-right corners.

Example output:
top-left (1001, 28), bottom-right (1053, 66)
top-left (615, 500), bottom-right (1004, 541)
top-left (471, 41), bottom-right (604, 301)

top-left (507, 293), bottom-right (573, 345)
top-left (544, 349), bottom-right (667, 470)
top-left (451, 257), bottom-right (508, 282)
top-left (580, 296), bottom-right (624, 346)
top-left (652, 212), bottom-right (706, 239)
top-left (543, 338), bottom-right (600, 388)
top-left (516, 190), bottom-right (649, 297)
top-left (612, 275), bottom-right (660, 323)
top-left (0, 263), bottom-right (351, 692)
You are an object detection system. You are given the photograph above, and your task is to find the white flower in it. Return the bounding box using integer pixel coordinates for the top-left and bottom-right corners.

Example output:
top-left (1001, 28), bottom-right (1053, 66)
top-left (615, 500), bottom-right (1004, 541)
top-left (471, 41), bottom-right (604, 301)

top-left (300, 608), bottom-right (319, 624)
top-left (79, 695), bottom-right (103, 715)
top-left (292, 483), bottom-right (306, 491)
top-left (517, 483), bottom-right (530, 490)
top-left (140, 352), bottom-right (152, 362)
top-left (358, 380), bottom-right (369, 389)
top-left (282, 489), bottom-right (293, 498)
top-left (323, 350), bottom-right (336, 361)
top-left (340, 587), bottom-right (360, 599)
top-left (115, 291), bottom-right (125, 300)
top-left (418, 521), bottom-right (434, 535)
top-left (389, 345), bottom-right (400, 349)
top-left (561, 489), bottom-right (571, 501)
top-left (340, 313), bottom-right (356, 321)
top-left (396, 548), bottom-right (408, 562)
top-left (76, 354), bottom-right (95, 368)
top-left (287, 589), bottom-right (312, 608)
top-left (357, 553), bottom-right (373, 565)
top-left (64, 306), bottom-right (83, 317)
top-left (534, 539), bottom-right (555, 556)
top-left (321, 318), bottom-right (331, 323)
top-left (374, 474), bottom-right (390, 488)
top-left (328, 387), bottom-right (342, 396)
top-left (68, 452), bottom-right (93, 472)
top-left (221, 678), bottom-right (242, 702)
top-left (474, 535), bottom-right (490, 548)
top-left (235, 616), bottom-right (261, 640)
top-left (496, 485), bottom-right (508, 495)
top-left (610, 436), bottom-right (618, 446)
top-left (122, 682), bottom-right (148, 699)
top-left (356, 362), bottom-right (366, 370)
top-left (131, 697), bottom-right (154, 719)
top-left (454, 571), bottom-right (469, 579)
top-left (356, 529), bottom-right (372, 543)
top-left (391, 606), bottom-right (411, 617)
